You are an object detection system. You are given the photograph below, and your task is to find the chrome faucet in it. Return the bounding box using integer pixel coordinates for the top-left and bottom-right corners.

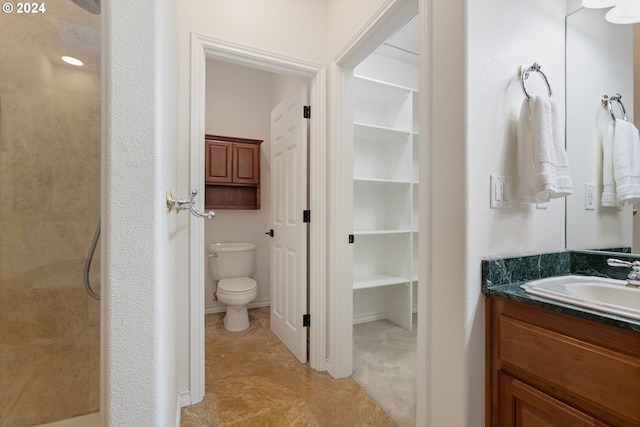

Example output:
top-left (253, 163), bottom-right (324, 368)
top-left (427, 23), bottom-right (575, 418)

top-left (607, 258), bottom-right (640, 288)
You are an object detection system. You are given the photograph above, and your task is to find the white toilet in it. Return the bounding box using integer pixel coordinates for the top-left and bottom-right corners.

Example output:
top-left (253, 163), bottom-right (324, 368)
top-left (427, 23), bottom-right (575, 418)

top-left (208, 242), bottom-right (258, 331)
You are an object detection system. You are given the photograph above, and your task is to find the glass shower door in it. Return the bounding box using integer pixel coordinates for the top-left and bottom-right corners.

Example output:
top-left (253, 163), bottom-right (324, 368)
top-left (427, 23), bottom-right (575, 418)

top-left (0, 1), bottom-right (101, 425)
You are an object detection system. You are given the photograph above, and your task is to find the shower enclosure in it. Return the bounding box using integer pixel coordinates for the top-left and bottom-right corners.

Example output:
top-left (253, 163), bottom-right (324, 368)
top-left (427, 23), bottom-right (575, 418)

top-left (0, 1), bottom-right (101, 426)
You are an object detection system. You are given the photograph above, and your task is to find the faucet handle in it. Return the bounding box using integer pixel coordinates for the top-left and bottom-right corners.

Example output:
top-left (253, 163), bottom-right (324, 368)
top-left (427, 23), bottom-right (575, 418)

top-left (607, 258), bottom-right (640, 287)
top-left (607, 258), bottom-right (635, 268)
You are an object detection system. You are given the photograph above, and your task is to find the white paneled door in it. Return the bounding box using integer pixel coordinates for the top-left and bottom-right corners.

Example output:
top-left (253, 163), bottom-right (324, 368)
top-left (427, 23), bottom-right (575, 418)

top-left (269, 84), bottom-right (309, 363)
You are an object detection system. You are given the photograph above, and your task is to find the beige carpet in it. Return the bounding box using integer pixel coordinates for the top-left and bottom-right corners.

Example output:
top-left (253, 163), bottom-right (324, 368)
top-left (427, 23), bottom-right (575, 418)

top-left (352, 315), bottom-right (417, 427)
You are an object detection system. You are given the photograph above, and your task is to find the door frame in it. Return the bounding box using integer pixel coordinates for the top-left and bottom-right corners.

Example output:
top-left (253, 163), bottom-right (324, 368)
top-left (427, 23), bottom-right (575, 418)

top-left (329, 0), bottom-right (428, 425)
top-left (188, 33), bottom-right (327, 403)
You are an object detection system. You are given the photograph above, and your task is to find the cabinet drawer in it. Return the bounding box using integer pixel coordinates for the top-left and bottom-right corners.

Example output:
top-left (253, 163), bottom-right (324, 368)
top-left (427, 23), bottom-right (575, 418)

top-left (498, 313), bottom-right (640, 424)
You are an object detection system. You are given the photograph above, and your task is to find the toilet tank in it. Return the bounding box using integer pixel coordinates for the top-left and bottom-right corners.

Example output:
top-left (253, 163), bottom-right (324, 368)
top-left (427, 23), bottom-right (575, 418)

top-left (208, 242), bottom-right (256, 281)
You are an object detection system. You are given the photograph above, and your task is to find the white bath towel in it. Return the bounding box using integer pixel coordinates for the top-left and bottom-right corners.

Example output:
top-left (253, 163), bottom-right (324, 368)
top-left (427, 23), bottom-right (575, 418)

top-left (613, 119), bottom-right (640, 205)
top-left (601, 120), bottom-right (618, 207)
top-left (517, 95), bottom-right (573, 203)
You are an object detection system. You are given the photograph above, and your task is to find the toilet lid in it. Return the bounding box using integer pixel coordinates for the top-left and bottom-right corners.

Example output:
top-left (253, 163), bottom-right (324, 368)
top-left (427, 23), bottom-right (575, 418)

top-left (218, 277), bottom-right (257, 293)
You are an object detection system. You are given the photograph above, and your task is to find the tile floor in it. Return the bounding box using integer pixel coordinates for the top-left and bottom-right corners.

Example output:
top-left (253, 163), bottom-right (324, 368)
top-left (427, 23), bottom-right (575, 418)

top-left (180, 307), bottom-right (398, 427)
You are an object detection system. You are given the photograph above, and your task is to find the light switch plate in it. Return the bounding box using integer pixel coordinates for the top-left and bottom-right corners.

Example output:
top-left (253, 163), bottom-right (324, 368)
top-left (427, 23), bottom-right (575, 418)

top-left (585, 183), bottom-right (595, 210)
top-left (490, 175), bottom-right (512, 209)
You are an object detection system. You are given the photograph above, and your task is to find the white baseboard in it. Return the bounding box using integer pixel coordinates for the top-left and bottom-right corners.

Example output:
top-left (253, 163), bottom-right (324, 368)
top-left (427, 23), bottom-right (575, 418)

top-left (179, 390), bottom-right (193, 407)
top-left (38, 413), bottom-right (100, 427)
top-left (354, 307), bottom-right (417, 325)
top-left (204, 298), bottom-right (270, 315)
top-left (353, 311), bottom-right (386, 324)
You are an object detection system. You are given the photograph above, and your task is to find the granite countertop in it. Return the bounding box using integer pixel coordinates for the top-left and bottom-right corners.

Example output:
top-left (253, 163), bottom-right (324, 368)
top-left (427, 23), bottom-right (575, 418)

top-left (485, 280), bottom-right (640, 334)
top-left (482, 251), bottom-right (640, 334)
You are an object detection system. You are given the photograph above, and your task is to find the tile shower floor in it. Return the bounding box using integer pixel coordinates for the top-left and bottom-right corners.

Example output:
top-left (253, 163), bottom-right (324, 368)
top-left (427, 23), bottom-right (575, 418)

top-left (180, 307), bottom-right (397, 427)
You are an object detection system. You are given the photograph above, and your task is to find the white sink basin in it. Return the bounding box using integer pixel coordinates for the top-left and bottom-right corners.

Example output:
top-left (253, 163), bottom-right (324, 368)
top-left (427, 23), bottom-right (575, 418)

top-left (520, 275), bottom-right (640, 320)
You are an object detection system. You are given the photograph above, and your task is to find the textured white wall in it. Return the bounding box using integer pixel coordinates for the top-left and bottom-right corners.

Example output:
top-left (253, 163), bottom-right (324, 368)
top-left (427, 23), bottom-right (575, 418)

top-left (327, 0), bottom-right (389, 56)
top-left (103, 0), bottom-right (178, 426)
top-left (426, 0), bottom-right (567, 425)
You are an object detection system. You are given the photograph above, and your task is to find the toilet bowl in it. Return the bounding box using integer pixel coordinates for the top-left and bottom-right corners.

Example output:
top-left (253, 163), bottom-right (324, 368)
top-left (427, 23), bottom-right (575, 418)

top-left (208, 242), bottom-right (258, 332)
top-left (216, 277), bottom-right (258, 331)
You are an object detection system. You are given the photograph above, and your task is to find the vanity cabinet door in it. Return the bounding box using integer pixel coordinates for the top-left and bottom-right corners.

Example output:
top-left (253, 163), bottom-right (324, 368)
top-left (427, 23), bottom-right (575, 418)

top-left (486, 296), bottom-right (640, 427)
top-left (499, 372), bottom-right (607, 427)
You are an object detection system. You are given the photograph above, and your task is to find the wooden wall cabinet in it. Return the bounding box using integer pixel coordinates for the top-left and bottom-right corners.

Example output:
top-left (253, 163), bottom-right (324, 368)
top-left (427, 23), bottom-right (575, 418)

top-left (486, 296), bottom-right (640, 427)
top-left (204, 134), bottom-right (262, 210)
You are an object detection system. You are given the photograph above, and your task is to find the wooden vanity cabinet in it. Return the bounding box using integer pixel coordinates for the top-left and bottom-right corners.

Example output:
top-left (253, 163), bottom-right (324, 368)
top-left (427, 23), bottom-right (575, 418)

top-left (486, 296), bottom-right (640, 427)
top-left (204, 134), bottom-right (262, 209)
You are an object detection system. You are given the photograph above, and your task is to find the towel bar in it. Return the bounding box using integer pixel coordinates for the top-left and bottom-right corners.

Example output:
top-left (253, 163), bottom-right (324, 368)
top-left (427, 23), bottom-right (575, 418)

top-left (601, 93), bottom-right (628, 122)
top-left (519, 62), bottom-right (553, 100)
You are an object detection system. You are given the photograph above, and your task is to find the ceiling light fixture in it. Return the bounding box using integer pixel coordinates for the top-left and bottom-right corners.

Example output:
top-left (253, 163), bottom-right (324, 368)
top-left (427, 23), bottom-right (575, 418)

top-left (61, 56), bottom-right (84, 66)
top-left (582, 0), bottom-right (621, 8)
top-left (606, 1), bottom-right (640, 24)
top-left (581, 0), bottom-right (640, 24)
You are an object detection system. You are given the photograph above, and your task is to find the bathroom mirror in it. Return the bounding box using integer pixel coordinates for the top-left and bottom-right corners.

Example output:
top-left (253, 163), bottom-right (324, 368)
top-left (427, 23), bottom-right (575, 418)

top-left (565, 6), bottom-right (639, 252)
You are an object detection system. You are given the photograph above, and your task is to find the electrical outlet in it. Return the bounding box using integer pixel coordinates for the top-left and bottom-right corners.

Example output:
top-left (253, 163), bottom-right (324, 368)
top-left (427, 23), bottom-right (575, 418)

top-left (490, 175), bottom-right (512, 209)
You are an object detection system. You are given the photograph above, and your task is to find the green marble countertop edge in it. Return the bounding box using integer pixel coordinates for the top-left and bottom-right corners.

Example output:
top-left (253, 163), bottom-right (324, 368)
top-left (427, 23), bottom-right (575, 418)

top-left (484, 280), bottom-right (640, 334)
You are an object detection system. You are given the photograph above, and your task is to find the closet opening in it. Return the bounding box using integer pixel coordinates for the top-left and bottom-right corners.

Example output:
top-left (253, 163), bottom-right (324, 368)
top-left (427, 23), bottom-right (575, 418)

top-left (349, 14), bottom-right (420, 427)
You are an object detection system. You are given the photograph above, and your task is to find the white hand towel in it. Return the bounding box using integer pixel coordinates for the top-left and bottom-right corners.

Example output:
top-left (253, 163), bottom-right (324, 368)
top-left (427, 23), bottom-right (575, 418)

top-left (613, 119), bottom-right (640, 205)
top-left (601, 121), bottom-right (618, 207)
top-left (517, 95), bottom-right (573, 203)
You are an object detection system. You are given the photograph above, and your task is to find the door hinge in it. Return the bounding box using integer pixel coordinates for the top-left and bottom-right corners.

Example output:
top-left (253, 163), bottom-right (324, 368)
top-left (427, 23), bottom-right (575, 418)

top-left (265, 229), bottom-right (274, 237)
top-left (303, 314), bottom-right (310, 327)
top-left (348, 234), bottom-right (354, 244)
top-left (303, 105), bottom-right (311, 119)
top-left (303, 210), bottom-right (311, 223)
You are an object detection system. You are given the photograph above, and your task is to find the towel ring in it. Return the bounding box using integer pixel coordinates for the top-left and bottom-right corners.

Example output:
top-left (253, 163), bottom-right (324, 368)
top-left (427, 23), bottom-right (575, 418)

top-left (601, 93), bottom-right (628, 122)
top-left (519, 62), bottom-right (553, 100)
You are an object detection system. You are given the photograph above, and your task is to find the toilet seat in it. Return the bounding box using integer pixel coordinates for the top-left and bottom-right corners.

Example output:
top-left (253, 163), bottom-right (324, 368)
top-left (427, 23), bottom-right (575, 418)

top-left (217, 277), bottom-right (257, 293)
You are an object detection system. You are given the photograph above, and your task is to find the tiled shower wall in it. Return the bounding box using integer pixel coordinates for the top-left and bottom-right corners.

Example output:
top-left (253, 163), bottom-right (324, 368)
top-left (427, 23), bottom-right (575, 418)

top-left (0, 3), bottom-right (101, 426)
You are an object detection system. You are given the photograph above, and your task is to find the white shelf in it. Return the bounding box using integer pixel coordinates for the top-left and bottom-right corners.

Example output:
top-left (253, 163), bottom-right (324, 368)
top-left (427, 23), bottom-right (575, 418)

top-left (353, 77), bottom-right (412, 132)
top-left (353, 74), bottom-right (416, 93)
top-left (353, 274), bottom-right (410, 290)
top-left (354, 122), bottom-right (411, 140)
top-left (353, 229), bottom-right (412, 235)
top-left (354, 177), bottom-right (411, 186)
top-left (351, 49), bottom-right (418, 331)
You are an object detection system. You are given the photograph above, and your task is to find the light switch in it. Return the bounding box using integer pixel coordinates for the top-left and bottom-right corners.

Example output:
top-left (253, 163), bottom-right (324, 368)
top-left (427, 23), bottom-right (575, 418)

top-left (585, 183), bottom-right (595, 210)
top-left (490, 175), bottom-right (512, 209)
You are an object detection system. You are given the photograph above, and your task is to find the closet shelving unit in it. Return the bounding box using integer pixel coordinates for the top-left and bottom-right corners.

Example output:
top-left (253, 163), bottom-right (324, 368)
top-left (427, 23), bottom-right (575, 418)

top-left (352, 61), bottom-right (419, 331)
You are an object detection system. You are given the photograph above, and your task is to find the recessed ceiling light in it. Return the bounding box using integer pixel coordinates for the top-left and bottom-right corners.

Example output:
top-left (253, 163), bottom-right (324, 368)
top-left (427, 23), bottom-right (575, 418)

top-left (61, 56), bottom-right (84, 66)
